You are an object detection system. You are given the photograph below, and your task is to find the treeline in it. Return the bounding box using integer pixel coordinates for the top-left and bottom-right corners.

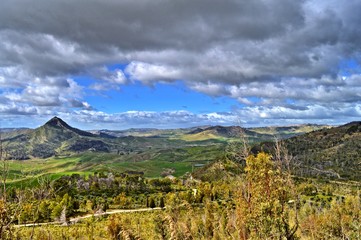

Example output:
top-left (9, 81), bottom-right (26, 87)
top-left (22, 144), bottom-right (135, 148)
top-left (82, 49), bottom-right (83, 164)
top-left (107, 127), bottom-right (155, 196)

top-left (11, 192), bottom-right (361, 239)
top-left (2, 169), bottom-right (236, 227)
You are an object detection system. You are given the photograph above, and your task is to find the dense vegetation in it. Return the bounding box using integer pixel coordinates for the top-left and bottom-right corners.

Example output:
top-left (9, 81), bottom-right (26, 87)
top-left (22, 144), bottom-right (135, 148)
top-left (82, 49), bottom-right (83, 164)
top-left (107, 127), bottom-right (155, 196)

top-left (0, 150), bottom-right (360, 239)
top-left (285, 121), bottom-right (361, 180)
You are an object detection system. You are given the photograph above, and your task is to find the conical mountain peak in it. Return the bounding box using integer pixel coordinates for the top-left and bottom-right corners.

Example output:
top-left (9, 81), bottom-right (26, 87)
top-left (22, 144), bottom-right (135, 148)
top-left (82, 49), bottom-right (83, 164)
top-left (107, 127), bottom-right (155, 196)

top-left (45, 116), bottom-right (70, 128)
top-left (43, 117), bottom-right (94, 137)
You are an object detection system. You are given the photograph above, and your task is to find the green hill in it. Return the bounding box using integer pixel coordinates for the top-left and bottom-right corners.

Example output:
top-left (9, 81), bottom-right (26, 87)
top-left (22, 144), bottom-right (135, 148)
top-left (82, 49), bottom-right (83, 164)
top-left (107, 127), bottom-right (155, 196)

top-left (252, 122), bottom-right (361, 180)
top-left (181, 125), bottom-right (328, 143)
top-left (249, 124), bottom-right (330, 138)
top-left (192, 157), bottom-right (243, 182)
top-left (2, 118), bottom-right (361, 183)
top-left (284, 121), bottom-right (361, 180)
top-left (2, 117), bottom-right (111, 159)
top-left (182, 125), bottom-right (274, 142)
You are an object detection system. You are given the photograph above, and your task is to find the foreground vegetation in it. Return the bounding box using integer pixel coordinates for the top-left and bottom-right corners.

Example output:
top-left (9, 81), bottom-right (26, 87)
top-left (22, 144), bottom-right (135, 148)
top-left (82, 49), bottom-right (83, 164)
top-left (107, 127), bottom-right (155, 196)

top-left (0, 150), bottom-right (360, 239)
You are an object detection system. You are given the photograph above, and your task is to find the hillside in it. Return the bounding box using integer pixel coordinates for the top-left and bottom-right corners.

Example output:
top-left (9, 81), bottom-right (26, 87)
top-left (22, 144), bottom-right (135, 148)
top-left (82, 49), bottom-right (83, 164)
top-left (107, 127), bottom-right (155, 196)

top-left (2, 117), bottom-right (111, 159)
top-left (91, 127), bottom-right (205, 138)
top-left (249, 124), bottom-right (331, 139)
top-left (246, 122), bottom-right (361, 180)
top-left (283, 121), bottom-right (361, 180)
top-left (183, 125), bottom-right (269, 142)
top-left (181, 125), bottom-right (327, 142)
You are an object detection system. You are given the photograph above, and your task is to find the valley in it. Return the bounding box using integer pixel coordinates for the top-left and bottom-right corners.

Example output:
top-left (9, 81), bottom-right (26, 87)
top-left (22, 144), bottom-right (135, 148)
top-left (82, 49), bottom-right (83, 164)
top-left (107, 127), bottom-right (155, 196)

top-left (2, 117), bottom-right (334, 185)
top-left (0, 117), bottom-right (360, 239)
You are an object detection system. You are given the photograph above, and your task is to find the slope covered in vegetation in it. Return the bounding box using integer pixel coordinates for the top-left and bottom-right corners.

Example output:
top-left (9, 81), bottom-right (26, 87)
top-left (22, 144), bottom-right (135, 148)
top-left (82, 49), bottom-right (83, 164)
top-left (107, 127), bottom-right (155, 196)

top-left (284, 121), bottom-right (361, 180)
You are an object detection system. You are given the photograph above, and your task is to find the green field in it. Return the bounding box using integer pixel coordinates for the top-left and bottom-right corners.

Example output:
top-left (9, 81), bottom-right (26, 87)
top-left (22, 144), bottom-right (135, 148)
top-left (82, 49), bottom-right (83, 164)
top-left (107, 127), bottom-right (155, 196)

top-left (5, 143), bottom-right (224, 188)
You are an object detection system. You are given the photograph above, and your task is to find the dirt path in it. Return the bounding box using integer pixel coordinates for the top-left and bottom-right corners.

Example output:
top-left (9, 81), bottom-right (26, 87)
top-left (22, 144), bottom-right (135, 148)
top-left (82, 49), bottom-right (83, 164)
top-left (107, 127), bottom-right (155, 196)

top-left (15, 207), bottom-right (164, 228)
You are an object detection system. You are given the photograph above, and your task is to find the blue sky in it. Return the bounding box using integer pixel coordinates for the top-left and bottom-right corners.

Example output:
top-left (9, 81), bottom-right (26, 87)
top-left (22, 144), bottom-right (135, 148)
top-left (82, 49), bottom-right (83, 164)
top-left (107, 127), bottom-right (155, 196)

top-left (86, 82), bottom-right (240, 114)
top-left (1, 0), bottom-right (361, 129)
top-left (77, 67), bottom-right (242, 114)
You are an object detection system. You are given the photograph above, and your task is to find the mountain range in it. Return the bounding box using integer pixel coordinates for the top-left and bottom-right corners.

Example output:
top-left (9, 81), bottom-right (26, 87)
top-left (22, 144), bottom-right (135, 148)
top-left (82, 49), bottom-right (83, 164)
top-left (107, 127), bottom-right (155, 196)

top-left (1, 117), bottom-right (329, 160)
top-left (2, 117), bottom-right (225, 160)
top-left (2, 117), bottom-right (360, 181)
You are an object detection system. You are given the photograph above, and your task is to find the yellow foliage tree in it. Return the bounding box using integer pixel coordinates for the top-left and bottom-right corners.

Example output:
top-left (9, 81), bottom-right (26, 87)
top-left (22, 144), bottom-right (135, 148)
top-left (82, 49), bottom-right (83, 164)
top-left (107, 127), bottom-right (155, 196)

top-left (237, 152), bottom-right (298, 239)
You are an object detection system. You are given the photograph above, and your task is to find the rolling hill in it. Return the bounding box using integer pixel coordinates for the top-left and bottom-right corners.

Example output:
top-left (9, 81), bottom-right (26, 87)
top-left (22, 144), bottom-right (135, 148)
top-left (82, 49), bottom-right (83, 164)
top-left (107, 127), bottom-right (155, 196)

top-left (90, 127), bottom-right (205, 138)
top-left (284, 121), bottom-right (361, 180)
top-left (252, 122), bottom-right (361, 180)
top-left (249, 124), bottom-right (331, 139)
top-left (181, 124), bottom-right (328, 142)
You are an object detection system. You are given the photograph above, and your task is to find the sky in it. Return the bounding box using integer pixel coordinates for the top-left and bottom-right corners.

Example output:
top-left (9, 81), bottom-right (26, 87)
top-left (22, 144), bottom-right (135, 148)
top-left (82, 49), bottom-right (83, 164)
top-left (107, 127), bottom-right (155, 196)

top-left (1, 0), bottom-right (361, 129)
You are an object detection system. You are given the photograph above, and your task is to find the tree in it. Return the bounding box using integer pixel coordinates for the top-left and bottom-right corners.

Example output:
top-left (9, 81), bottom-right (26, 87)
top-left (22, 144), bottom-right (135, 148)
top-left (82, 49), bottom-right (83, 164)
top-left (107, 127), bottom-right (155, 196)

top-left (149, 197), bottom-right (156, 209)
top-left (38, 200), bottom-right (51, 222)
top-left (237, 152), bottom-right (298, 239)
top-left (159, 196), bottom-right (165, 209)
top-left (51, 203), bottom-right (63, 221)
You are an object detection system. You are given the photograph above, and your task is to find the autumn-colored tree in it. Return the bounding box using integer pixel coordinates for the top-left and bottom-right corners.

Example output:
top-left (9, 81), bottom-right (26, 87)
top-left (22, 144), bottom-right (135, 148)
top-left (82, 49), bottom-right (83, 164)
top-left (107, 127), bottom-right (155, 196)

top-left (237, 152), bottom-right (297, 239)
top-left (204, 201), bottom-right (215, 239)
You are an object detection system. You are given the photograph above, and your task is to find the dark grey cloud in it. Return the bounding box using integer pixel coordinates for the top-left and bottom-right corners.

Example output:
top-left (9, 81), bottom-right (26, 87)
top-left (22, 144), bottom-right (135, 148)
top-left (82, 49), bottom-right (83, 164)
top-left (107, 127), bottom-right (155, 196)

top-left (0, 0), bottom-right (305, 78)
top-left (1, 0), bottom-right (361, 127)
top-left (0, 0), bottom-right (303, 48)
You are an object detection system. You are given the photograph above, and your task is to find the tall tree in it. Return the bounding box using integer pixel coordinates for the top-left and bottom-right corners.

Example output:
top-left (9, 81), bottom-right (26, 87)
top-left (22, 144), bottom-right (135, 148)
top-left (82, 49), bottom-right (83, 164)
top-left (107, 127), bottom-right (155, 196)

top-left (237, 152), bottom-right (298, 239)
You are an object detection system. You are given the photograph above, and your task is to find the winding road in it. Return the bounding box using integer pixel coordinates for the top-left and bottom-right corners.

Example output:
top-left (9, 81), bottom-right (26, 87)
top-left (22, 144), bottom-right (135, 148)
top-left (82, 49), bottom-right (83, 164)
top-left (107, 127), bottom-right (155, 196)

top-left (15, 207), bottom-right (164, 228)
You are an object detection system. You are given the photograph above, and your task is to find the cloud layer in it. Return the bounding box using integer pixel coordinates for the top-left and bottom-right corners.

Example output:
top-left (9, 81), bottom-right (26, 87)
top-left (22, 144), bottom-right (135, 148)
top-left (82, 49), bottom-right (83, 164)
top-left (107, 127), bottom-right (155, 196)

top-left (1, 0), bottom-right (361, 127)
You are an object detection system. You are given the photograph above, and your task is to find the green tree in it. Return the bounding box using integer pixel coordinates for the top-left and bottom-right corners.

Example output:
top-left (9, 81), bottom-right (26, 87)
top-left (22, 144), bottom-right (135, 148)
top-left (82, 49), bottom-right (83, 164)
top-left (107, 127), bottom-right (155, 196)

top-left (159, 196), bottom-right (165, 209)
top-left (38, 200), bottom-right (51, 222)
top-left (51, 203), bottom-right (63, 221)
top-left (149, 197), bottom-right (156, 209)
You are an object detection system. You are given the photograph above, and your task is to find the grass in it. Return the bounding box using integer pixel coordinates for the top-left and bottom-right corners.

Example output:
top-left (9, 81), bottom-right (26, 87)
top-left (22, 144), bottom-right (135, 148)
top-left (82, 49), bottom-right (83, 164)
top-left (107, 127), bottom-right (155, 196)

top-left (109, 160), bottom-right (193, 177)
top-left (5, 144), bottom-right (224, 187)
top-left (6, 156), bottom-right (93, 188)
top-left (180, 131), bottom-right (225, 141)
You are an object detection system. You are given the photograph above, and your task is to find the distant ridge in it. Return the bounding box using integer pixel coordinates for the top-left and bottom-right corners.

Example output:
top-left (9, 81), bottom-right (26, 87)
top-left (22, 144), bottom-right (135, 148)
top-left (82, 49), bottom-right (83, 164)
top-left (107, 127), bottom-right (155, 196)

top-left (187, 126), bottom-right (248, 137)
